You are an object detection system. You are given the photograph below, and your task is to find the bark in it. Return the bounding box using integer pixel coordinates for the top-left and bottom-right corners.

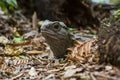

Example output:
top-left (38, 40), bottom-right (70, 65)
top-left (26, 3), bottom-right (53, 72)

top-left (98, 15), bottom-right (120, 67)
top-left (17, 0), bottom-right (100, 28)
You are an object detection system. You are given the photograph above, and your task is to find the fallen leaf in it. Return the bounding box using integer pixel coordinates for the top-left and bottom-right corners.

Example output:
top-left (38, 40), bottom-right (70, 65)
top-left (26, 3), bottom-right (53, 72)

top-left (4, 45), bottom-right (24, 56)
top-left (26, 50), bottom-right (46, 54)
top-left (28, 67), bottom-right (38, 77)
top-left (0, 36), bottom-right (10, 44)
top-left (45, 74), bottom-right (55, 80)
top-left (105, 66), bottom-right (112, 71)
top-left (64, 69), bottom-right (77, 78)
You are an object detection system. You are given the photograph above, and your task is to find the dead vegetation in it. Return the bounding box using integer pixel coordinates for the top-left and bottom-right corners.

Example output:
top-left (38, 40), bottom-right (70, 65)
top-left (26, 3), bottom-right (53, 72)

top-left (0, 10), bottom-right (120, 79)
top-left (0, 0), bottom-right (120, 79)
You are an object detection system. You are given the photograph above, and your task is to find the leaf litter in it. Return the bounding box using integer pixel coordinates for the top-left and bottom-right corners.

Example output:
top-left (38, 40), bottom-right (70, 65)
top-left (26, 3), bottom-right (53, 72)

top-left (0, 11), bottom-right (120, 80)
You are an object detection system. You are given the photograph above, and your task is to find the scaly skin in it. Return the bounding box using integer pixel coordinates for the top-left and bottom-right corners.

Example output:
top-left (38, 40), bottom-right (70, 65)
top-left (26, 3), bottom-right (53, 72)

top-left (41, 20), bottom-right (73, 58)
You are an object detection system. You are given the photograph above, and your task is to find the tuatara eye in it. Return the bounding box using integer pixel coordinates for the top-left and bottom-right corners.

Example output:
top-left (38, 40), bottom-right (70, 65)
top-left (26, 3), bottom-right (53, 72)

top-left (53, 24), bottom-right (61, 31)
top-left (54, 25), bottom-right (59, 29)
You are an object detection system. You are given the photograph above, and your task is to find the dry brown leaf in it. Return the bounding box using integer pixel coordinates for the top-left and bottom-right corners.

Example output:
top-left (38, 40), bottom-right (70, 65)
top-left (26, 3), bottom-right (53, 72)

top-left (23, 30), bottom-right (38, 39)
top-left (67, 38), bottom-right (99, 64)
top-left (45, 74), bottom-right (55, 80)
top-left (47, 69), bottom-right (60, 73)
top-left (26, 50), bottom-right (46, 54)
top-left (64, 67), bottom-right (84, 78)
top-left (0, 56), bottom-right (3, 64)
top-left (31, 37), bottom-right (46, 50)
top-left (4, 45), bottom-right (24, 56)
top-left (0, 36), bottom-right (10, 44)
top-left (64, 69), bottom-right (77, 78)
top-left (28, 67), bottom-right (38, 77)
top-left (32, 12), bottom-right (38, 30)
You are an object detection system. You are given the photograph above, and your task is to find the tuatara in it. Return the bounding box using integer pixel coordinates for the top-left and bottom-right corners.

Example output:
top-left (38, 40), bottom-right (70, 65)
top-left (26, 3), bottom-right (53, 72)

top-left (41, 20), bottom-right (93, 58)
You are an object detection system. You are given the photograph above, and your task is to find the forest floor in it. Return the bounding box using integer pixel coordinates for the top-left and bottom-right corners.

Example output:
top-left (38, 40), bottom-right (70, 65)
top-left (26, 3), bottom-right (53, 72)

top-left (0, 11), bottom-right (120, 80)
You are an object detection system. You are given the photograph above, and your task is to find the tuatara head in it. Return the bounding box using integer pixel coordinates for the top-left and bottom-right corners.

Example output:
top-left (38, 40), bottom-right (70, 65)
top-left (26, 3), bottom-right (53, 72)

top-left (41, 20), bottom-right (73, 58)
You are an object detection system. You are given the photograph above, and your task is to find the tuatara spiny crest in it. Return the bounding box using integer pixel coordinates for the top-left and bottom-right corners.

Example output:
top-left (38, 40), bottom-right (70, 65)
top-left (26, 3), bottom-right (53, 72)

top-left (41, 20), bottom-right (93, 58)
